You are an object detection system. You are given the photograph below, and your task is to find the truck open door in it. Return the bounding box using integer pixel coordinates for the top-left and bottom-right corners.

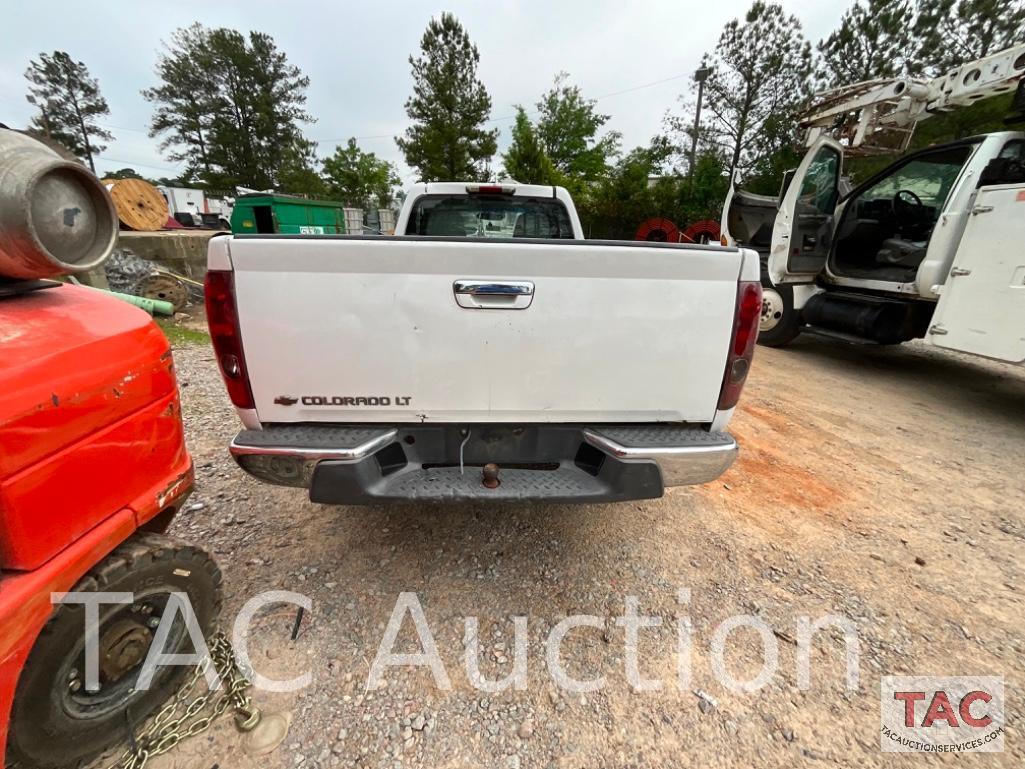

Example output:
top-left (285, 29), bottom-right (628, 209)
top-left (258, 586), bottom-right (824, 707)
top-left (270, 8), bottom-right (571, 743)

top-left (720, 170), bottom-right (779, 252)
top-left (768, 136), bottom-right (843, 285)
top-left (927, 184), bottom-right (1025, 363)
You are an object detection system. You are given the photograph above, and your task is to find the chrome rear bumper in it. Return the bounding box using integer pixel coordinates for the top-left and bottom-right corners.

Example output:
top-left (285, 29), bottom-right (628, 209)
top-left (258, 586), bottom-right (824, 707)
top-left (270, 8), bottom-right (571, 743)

top-left (582, 426), bottom-right (737, 487)
top-left (229, 424), bottom-right (737, 502)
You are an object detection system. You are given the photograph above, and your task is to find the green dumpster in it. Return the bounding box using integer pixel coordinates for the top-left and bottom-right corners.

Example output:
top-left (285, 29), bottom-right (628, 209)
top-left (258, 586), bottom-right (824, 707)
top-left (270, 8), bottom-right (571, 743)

top-left (231, 194), bottom-right (349, 235)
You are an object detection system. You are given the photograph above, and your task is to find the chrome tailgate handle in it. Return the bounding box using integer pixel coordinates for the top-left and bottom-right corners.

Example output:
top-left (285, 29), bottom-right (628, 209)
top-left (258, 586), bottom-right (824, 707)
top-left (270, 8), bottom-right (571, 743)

top-left (454, 280), bottom-right (534, 309)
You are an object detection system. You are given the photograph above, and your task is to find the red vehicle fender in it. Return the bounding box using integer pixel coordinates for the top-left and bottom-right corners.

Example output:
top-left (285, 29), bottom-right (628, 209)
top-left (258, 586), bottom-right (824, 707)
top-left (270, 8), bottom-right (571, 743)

top-left (0, 285), bottom-right (196, 763)
top-left (0, 508), bottom-right (137, 762)
top-left (0, 454), bottom-right (194, 764)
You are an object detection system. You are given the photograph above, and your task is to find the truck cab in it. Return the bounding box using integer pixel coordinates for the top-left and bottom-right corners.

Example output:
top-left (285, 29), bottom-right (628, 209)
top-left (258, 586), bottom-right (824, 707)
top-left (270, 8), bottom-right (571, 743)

top-left (723, 130), bottom-right (1025, 363)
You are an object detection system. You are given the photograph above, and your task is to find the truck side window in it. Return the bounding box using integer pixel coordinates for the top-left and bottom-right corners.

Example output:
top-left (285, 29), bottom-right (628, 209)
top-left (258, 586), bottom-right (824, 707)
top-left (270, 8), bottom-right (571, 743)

top-left (859, 146), bottom-right (972, 212)
top-left (978, 140), bottom-right (1025, 187)
top-left (797, 147), bottom-right (840, 214)
top-left (998, 140), bottom-right (1024, 161)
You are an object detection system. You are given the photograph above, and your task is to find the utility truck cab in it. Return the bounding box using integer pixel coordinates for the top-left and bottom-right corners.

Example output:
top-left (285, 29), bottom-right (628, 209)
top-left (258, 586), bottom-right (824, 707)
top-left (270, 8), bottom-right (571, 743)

top-left (725, 131), bottom-right (1025, 361)
top-left (722, 43), bottom-right (1025, 363)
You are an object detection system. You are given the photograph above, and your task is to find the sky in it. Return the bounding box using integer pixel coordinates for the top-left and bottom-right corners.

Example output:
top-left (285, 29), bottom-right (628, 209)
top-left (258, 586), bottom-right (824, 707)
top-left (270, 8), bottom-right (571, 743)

top-left (0, 0), bottom-right (848, 186)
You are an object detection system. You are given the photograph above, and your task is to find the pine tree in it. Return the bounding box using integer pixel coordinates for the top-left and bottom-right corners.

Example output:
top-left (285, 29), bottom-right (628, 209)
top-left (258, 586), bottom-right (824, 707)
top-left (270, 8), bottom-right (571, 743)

top-left (143, 25), bottom-right (217, 182)
top-left (24, 51), bottom-right (112, 173)
top-left (144, 24), bottom-right (317, 191)
top-left (276, 138), bottom-right (327, 197)
top-left (699, 1), bottom-right (813, 178)
top-left (914, 0), bottom-right (1025, 74)
top-left (500, 107), bottom-right (557, 184)
top-left (396, 13), bottom-right (498, 181)
top-left (818, 0), bottom-right (916, 87)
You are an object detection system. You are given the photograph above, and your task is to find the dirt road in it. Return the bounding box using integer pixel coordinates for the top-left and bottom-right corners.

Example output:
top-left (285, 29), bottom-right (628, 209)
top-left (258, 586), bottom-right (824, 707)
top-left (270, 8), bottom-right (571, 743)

top-left (128, 332), bottom-right (1024, 768)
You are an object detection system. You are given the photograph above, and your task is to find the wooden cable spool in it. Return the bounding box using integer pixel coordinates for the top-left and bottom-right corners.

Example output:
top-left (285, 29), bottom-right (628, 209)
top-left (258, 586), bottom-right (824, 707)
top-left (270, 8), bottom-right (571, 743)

top-left (102, 178), bottom-right (169, 231)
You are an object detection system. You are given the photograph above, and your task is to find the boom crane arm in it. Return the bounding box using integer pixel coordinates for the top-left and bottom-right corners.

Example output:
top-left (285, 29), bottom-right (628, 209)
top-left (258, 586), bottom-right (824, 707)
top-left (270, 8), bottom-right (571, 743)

top-left (800, 43), bottom-right (1025, 154)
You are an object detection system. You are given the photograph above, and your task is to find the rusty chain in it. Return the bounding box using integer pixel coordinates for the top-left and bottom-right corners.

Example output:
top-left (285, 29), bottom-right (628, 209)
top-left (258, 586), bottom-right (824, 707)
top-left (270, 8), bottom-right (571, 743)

top-left (105, 632), bottom-right (259, 769)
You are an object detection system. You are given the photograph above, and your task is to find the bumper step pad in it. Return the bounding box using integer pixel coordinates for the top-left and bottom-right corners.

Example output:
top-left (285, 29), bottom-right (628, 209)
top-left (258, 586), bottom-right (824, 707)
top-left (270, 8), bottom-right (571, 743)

top-left (230, 423), bottom-right (736, 505)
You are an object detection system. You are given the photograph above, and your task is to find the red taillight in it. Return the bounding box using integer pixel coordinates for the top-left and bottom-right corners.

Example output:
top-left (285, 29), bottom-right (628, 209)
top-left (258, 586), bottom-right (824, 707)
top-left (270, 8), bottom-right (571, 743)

top-left (717, 280), bottom-right (762, 410)
top-left (204, 269), bottom-right (255, 409)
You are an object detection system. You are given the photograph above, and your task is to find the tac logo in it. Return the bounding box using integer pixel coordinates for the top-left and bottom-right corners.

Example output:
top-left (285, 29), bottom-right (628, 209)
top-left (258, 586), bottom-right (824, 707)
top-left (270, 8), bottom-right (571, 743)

top-left (880, 676), bottom-right (1004, 753)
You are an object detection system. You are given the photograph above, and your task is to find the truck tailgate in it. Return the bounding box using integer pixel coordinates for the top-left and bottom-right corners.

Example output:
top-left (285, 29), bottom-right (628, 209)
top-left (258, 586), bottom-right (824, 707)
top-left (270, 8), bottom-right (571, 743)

top-left (225, 236), bottom-right (742, 424)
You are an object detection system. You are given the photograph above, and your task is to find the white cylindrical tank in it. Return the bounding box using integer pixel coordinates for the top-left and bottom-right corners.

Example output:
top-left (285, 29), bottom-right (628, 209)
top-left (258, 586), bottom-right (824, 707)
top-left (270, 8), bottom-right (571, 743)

top-left (0, 129), bottom-right (117, 279)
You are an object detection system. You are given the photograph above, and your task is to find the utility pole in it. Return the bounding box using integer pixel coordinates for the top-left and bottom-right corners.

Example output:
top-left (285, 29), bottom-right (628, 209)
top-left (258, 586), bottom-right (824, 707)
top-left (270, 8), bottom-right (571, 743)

top-left (688, 66), bottom-right (712, 185)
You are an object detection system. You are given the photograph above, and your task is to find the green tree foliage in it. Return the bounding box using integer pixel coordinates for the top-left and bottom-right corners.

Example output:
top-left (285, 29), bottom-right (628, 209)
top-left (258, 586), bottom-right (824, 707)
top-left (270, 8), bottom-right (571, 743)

top-left (734, 108), bottom-right (807, 194)
top-left (500, 107), bottom-right (558, 184)
top-left (24, 51), bottom-right (112, 173)
top-left (700, 1), bottom-right (813, 178)
top-left (144, 26), bottom-right (216, 181)
top-left (535, 72), bottom-right (620, 180)
top-left (103, 167), bottom-right (148, 181)
top-left (576, 146), bottom-right (660, 239)
top-left (576, 144), bottom-right (730, 240)
top-left (914, 0), bottom-right (1025, 74)
top-left (682, 152), bottom-right (734, 222)
top-left (817, 0), bottom-right (916, 87)
top-left (323, 138), bottom-right (401, 207)
top-left (396, 13), bottom-right (498, 182)
top-left (144, 23), bottom-right (318, 192)
top-left (277, 139), bottom-right (328, 197)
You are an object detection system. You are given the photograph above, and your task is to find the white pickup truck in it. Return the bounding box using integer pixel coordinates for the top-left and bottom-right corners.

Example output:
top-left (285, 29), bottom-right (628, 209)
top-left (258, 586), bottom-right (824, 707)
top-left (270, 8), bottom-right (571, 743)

top-left (205, 183), bottom-right (761, 504)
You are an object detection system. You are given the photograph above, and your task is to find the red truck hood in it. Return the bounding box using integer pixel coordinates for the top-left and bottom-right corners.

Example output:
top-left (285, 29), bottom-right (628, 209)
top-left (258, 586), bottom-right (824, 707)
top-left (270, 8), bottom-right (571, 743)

top-left (0, 284), bottom-right (176, 478)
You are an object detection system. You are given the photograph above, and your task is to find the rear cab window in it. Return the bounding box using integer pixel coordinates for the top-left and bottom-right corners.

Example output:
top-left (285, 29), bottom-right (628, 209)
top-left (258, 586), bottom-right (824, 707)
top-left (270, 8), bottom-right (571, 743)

top-left (406, 194), bottom-right (574, 239)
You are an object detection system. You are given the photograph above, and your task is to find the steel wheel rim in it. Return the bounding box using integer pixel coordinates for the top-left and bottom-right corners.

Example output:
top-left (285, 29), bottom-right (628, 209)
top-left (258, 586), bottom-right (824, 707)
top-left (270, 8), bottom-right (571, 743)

top-left (760, 288), bottom-right (785, 332)
top-left (59, 590), bottom-right (185, 719)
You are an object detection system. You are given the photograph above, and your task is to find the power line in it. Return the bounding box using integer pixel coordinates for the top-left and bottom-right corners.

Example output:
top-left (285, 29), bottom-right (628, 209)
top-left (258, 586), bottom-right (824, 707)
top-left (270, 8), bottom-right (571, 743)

top-left (488, 71), bottom-right (693, 123)
top-left (95, 155), bottom-right (185, 173)
top-left (595, 71), bottom-right (693, 100)
top-left (310, 132), bottom-right (395, 145)
top-left (97, 123), bottom-right (151, 134)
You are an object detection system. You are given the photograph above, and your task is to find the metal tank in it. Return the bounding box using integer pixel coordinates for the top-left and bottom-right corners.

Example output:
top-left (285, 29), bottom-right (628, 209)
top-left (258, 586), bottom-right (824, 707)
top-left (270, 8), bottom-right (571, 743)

top-left (0, 128), bottom-right (118, 280)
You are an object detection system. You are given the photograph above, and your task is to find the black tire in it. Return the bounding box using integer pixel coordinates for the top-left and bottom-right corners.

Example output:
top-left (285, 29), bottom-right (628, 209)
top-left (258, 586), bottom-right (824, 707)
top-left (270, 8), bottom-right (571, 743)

top-left (6, 533), bottom-right (221, 769)
top-left (757, 276), bottom-right (801, 348)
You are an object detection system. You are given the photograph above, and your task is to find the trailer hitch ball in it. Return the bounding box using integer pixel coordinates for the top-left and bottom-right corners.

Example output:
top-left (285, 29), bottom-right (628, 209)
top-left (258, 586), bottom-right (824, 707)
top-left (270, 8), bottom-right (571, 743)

top-left (482, 463), bottom-right (500, 489)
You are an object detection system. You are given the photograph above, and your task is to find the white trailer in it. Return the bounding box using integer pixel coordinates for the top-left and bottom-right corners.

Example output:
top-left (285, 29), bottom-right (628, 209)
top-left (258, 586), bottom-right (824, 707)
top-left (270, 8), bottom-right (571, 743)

top-left (158, 186), bottom-right (205, 226)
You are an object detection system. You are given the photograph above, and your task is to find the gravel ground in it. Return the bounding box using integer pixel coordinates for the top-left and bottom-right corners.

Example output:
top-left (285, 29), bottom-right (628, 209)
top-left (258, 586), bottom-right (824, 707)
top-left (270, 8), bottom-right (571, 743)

top-left (110, 328), bottom-right (1023, 769)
